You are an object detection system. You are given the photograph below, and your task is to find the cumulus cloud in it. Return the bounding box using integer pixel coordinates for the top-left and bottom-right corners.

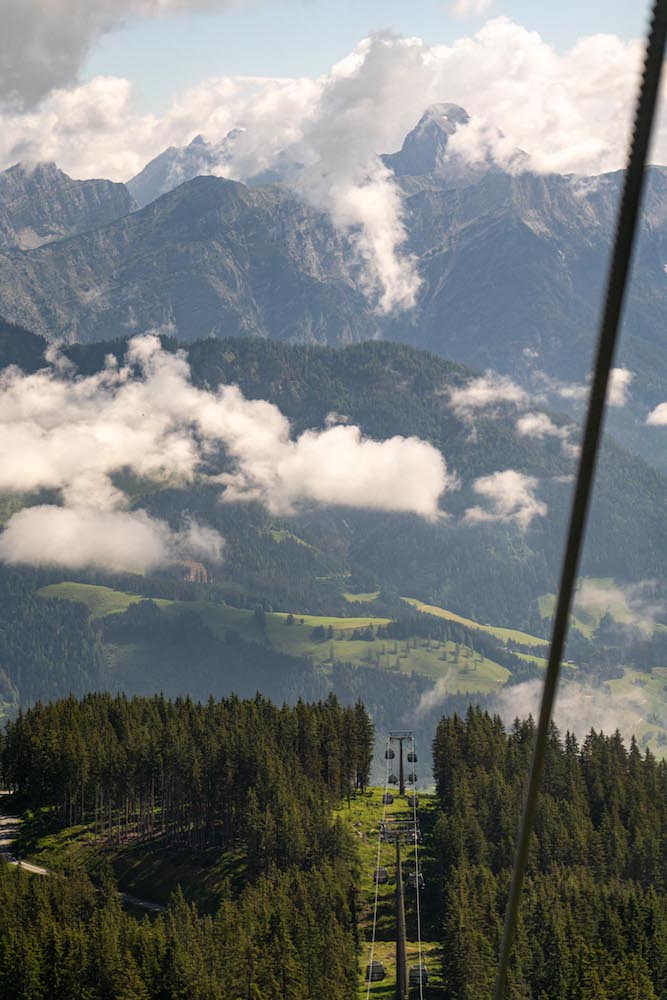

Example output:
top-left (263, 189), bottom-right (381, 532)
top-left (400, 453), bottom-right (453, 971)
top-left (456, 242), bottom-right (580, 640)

top-left (647, 401), bottom-right (667, 425)
top-left (449, 371), bottom-right (529, 417)
top-left (0, 506), bottom-right (179, 572)
top-left (0, 335), bottom-right (453, 569)
top-left (515, 412), bottom-right (579, 458)
top-left (464, 469), bottom-right (547, 530)
top-left (0, 1), bottom-right (238, 109)
top-left (516, 412), bottom-right (565, 439)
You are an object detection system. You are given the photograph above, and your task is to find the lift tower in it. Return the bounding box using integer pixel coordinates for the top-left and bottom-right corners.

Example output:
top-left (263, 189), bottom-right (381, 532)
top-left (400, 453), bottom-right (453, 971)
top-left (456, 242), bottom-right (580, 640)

top-left (389, 731), bottom-right (412, 796)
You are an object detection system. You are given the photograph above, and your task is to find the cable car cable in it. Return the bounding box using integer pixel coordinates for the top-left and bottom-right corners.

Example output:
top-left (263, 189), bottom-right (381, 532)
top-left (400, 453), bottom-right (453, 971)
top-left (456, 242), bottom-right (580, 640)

top-left (366, 737), bottom-right (392, 998)
top-left (492, 3), bottom-right (667, 998)
top-left (410, 737), bottom-right (425, 1000)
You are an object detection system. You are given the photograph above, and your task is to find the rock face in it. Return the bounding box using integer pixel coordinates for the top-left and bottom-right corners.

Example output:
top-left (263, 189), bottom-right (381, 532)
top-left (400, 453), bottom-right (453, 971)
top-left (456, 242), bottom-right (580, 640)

top-left (127, 135), bottom-right (223, 209)
top-left (0, 162), bottom-right (135, 249)
top-left (0, 175), bottom-right (370, 345)
top-left (126, 129), bottom-right (276, 209)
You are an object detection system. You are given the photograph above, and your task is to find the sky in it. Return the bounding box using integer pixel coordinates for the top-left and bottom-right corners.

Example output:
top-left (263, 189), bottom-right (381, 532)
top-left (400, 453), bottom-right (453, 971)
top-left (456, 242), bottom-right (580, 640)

top-left (82, 0), bottom-right (647, 113)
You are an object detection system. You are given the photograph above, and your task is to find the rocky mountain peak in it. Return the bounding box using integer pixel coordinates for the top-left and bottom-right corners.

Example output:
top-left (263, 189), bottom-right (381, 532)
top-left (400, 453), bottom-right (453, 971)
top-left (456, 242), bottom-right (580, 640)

top-left (383, 103), bottom-right (471, 177)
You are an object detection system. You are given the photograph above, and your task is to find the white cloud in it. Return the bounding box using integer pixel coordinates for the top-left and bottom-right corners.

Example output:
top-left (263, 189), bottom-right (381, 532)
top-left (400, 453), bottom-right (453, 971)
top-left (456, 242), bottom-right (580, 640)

top-left (0, 506), bottom-right (178, 572)
top-left (451, 0), bottom-right (494, 16)
top-left (515, 411), bottom-right (579, 458)
top-left (0, 1), bottom-right (238, 109)
top-left (450, 371), bottom-right (529, 417)
top-left (607, 367), bottom-right (634, 407)
top-left (218, 418), bottom-right (456, 517)
top-left (516, 412), bottom-right (564, 439)
top-left (647, 402), bottom-right (667, 426)
top-left (0, 335), bottom-right (453, 569)
top-left (464, 469), bottom-right (547, 530)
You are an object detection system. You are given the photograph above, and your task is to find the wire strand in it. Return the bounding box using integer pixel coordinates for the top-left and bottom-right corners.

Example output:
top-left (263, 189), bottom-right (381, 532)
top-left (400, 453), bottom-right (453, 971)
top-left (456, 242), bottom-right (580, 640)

top-left (411, 737), bottom-right (425, 1000)
top-left (492, 3), bottom-right (667, 998)
top-left (365, 738), bottom-right (392, 1000)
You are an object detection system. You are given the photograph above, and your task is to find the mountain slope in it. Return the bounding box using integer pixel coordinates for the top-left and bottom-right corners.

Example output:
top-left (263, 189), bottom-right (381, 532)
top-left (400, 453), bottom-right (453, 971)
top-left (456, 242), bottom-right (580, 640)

top-left (0, 176), bottom-right (369, 343)
top-left (0, 162), bottom-right (135, 249)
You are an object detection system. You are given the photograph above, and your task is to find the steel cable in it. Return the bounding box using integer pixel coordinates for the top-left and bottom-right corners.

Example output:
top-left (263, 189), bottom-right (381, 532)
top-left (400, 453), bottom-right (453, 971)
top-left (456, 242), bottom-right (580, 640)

top-left (410, 737), bottom-right (425, 1000)
top-left (492, 3), bottom-right (667, 997)
top-left (365, 738), bottom-right (392, 1000)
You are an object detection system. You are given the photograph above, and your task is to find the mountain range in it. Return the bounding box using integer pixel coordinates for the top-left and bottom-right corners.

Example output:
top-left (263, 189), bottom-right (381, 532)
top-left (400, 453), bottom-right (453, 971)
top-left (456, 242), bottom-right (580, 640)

top-left (0, 104), bottom-right (665, 470)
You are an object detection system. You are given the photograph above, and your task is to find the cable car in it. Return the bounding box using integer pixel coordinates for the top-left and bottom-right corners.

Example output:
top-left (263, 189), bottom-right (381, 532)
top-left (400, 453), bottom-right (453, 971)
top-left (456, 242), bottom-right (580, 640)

top-left (409, 965), bottom-right (430, 986)
top-left (407, 794), bottom-right (419, 808)
top-left (382, 792), bottom-right (394, 805)
top-left (407, 751), bottom-right (418, 763)
top-left (388, 773), bottom-right (398, 784)
top-left (374, 866), bottom-right (389, 884)
top-left (385, 748), bottom-right (395, 759)
top-left (366, 960), bottom-right (386, 982)
top-left (408, 772), bottom-right (418, 783)
top-left (408, 870), bottom-right (425, 890)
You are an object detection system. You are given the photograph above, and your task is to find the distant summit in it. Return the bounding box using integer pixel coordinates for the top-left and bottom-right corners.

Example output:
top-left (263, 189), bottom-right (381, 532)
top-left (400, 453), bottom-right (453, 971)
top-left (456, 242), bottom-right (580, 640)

top-left (383, 103), bottom-right (471, 177)
top-left (0, 161), bottom-right (135, 249)
top-left (127, 134), bottom-right (223, 209)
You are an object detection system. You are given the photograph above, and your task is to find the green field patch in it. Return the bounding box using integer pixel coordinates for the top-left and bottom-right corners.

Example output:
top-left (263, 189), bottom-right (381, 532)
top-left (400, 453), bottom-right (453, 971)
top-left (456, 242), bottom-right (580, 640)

top-left (343, 591), bottom-right (381, 603)
top-left (403, 597), bottom-right (546, 647)
top-left (39, 582), bottom-right (173, 618)
top-left (267, 527), bottom-right (316, 550)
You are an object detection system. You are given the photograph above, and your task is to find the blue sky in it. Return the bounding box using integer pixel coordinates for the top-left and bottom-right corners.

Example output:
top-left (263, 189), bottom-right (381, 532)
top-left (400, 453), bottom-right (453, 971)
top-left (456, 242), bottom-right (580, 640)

top-left (83, 0), bottom-right (647, 113)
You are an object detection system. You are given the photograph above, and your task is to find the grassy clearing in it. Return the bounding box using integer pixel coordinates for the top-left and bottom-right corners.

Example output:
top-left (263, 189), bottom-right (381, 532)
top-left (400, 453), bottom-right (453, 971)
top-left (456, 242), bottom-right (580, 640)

top-left (14, 806), bottom-right (247, 913)
top-left (344, 591), bottom-right (381, 603)
top-left (402, 598), bottom-right (546, 648)
top-left (39, 582), bottom-right (173, 618)
top-left (335, 788), bottom-right (444, 996)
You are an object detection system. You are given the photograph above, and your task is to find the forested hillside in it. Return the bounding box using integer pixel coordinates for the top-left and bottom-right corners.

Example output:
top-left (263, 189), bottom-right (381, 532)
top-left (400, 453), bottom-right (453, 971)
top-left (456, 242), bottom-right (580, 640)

top-left (433, 708), bottom-right (667, 998)
top-left (3, 325), bottom-right (666, 627)
top-left (0, 693), bottom-right (372, 999)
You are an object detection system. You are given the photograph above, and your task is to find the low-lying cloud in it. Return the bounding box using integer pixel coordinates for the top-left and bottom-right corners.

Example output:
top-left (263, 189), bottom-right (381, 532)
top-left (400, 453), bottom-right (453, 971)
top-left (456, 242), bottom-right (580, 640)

top-left (0, 334), bottom-right (454, 570)
top-left (494, 677), bottom-right (658, 749)
top-left (449, 372), bottom-right (529, 418)
top-left (576, 578), bottom-right (665, 638)
top-left (464, 469), bottom-right (547, 530)
top-left (0, 506), bottom-right (224, 572)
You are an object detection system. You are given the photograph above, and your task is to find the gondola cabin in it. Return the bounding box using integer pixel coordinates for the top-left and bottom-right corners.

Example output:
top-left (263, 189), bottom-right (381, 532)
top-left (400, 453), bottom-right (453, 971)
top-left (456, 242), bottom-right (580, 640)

top-left (409, 965), bottom-right (430, 986)
top-left (366, 960), bottom-right (386, 981)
